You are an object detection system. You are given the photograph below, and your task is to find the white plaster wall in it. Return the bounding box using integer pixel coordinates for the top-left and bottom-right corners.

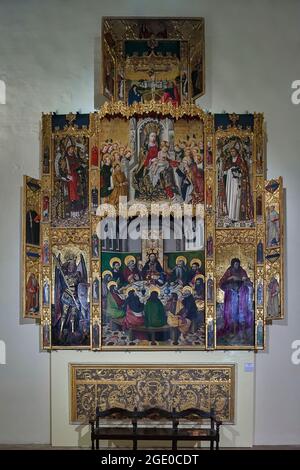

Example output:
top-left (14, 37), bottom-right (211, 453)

top-left (0, 0), bottom-right (299, 445)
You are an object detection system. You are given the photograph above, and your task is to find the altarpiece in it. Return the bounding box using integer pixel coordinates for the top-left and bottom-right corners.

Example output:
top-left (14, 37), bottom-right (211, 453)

top-left (22, 17), bottom-right (285, 355)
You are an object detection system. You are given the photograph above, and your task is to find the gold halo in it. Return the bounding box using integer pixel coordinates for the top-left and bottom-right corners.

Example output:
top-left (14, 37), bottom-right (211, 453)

top-left (149, 286), bottom-right (160, 295)
top-left (194, 274), bottom-right (205, 282)
top-left (124, 286), bottom-right (137, 295)
top-left (124, 255), bottom-right (136, 266)
top-left (182, 286), bottom-right (193, 294)
top-left (109, 257), bottom-right (121, 268)
top-left (102, 269), bottom-right (112, 279)
top-left (107, 280), bottom-right (118, 290)
top-left (190, 258), bottom-right (201, 267)
top-left (176, 256), bottom-right (187, 265)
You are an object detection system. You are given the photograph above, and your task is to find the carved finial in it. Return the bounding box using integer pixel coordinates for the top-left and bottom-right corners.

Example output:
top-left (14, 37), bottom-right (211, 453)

top-left (66, 112), bottom-right (76, 125)
top-left (229, 113), bottom-right (239, 126)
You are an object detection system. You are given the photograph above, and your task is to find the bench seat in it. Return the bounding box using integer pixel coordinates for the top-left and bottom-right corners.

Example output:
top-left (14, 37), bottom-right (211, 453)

top-left (90, 407), bottom-right (222, 451)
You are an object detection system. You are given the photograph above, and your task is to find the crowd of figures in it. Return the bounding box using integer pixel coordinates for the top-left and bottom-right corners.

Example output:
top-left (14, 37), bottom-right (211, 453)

top-left (99, 132), bottom-right (205, 206)
top-left (133, 130), bottom-right (205, 204)
top-left (101, 253), bottom-right (205, 345)
top-left (99, 141), bottom-right (133, 204)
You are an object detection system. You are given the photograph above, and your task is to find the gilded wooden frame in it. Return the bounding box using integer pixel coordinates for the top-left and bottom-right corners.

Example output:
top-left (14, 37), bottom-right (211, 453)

top-left (70, 363), bottom-right (235, 424)
top-left (101, 17), bottom-right (205, 103)
top-left (21, 103), bottom-right (285, 351)
top-left (22, 175), bottom-right (41, 319)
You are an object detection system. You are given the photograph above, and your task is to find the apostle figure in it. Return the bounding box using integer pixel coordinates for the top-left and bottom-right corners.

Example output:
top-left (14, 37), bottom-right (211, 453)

top-left (101, 270), bottom-right (113, 310)
top-left (123, 256), bottom-right (141, 284)
top-left (219, 258), bottom-right (253, 336)
top-left (108, 163), bottom-right (128, 206)
top-left (106, 281), bottom-right (125, 319)
top-left (223, 143), bottom-right (253, 222)
top-left (166, 292), bottom-right (191, 338)
top-left (122, 288), bottom-right (145, 330)
top-left (267, 205), bottom-right (280, 247)
top-left (193, 274), bottom-right (205, 300)
top-left (181, 286), bottom-right (198, 325)
top-left (137, 260), bottom-right (144, 280)
top-left (170, 256), bottom-right (189, 285)
top-left (267, 277), bottom-right (280, 317)
top-left (109, 257), bottom-right (124, 286)
top-left (188, 259), bottom-right (202, 284)
top-left (144, 288), bottom-right (166, 328)
top-left (26, 273), bottom-right (39, 313)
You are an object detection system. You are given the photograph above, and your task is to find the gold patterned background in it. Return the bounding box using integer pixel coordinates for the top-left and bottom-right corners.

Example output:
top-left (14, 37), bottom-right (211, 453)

top-left (70, 364), bottom-right (235, 423)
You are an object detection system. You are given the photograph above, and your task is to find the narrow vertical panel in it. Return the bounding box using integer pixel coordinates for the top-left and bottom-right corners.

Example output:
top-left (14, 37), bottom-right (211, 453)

top-left (48, 114), bottom-right (92, 349)
top-left (205, 114), bottom-right (215, 349)
top-left (23, 176), bottom-right (41, 319)
top-left (254, 114), bottom-right (266, 348)
top-left (90, 113), bottom-right (101, 349)
top-left (264, 177), bottom-right (284, 320)
top-left (215, 229), bottom-right (256, 349)
top-left (41, 113), bottom-right (53, 348)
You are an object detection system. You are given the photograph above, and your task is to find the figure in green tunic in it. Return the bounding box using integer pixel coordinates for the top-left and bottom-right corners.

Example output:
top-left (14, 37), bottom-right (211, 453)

top-left (144, 291), bottom-right (166, 328)
top-left (106, 282), bottom-right (125, 319)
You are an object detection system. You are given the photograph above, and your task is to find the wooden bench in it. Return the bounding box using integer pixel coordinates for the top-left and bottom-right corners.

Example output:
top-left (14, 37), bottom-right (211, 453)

top-left (89, 406), bottom-right (222, 451)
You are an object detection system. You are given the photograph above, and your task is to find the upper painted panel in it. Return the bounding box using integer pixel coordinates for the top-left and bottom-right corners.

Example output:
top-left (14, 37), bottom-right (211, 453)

top-left (101, 17), bottom-right (205, 103)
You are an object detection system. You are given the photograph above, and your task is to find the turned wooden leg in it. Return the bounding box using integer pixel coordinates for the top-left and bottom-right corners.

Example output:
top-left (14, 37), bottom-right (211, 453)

top-left (172, 439), bottom-right (177, 452)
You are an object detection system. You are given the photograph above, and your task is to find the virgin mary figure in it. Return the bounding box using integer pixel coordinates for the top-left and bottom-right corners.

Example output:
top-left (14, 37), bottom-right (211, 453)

top-left (143, 131), bottom-right (159, 168)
